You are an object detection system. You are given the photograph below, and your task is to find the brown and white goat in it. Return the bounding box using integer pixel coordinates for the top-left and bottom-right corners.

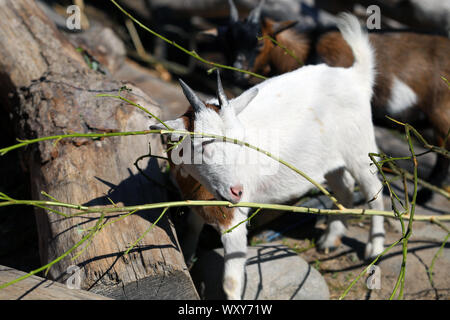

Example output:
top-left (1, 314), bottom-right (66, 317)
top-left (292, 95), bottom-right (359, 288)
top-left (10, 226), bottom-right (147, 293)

top-left (211, 0), bottom-right (450, 203)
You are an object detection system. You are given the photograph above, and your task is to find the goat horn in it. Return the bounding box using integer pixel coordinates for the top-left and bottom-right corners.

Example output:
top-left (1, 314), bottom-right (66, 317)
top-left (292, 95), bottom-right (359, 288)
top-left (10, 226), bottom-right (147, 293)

top-left (248, 0), bottom-right (265, 25)
top-left (216, 70), bottom-right (229, 108)
top-left (228, 0), bottom-right (239, 23)
top-left (179, 79), bottom-right (206, 113)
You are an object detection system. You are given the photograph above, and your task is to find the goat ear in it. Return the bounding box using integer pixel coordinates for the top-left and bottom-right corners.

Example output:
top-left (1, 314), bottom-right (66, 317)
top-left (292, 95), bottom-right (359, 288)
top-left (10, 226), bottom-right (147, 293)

top-left (262, 17), bottom-right (275, 28)
top-left (231, 88), bottom-right (259, 114)
top-left (248, 0), bottom-right (265, 25)
top-left (263, 18), bottom-right (298, 36)
top-left (228, 0), bottom-right (239, 24)
top-left (272, 20), bottom-right (298, 36)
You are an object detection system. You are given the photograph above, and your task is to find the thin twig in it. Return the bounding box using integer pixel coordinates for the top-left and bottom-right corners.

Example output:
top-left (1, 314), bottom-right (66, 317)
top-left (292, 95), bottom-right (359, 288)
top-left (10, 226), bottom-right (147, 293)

top-left (0, 130), bottom-right (154, 156)
top-left (109, 0), bottom-right (267, 80)
top-left (124, 207), bottom-right (169, 255)
top-left (390, 125), bottom-right (419, 300)
top-left (386, 116), bottom-right (449, 158)
top-left (383, 164), bottom-right (450, 200)
top-left (339, 237), bottom-right (403, 300)
top-left (257, 35), bottom-right (303, 66)
top-left (0, 214), bottom-right (105, 290)
top-left (427, 232), bottom-right (450, 286)
top-left (1, 195), bottom-right (449, 222)
top-left (223, 208), bottom-right (262, 234)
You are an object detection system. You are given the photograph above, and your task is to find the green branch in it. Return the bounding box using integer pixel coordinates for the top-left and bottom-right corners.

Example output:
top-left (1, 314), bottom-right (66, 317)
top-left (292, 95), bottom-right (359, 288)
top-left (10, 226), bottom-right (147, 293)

top-left (339, 237), bottom-right (403, 300)
top-left (428, 231), bottom-right (450, 286)
top-left (0, 129), bottom-right (345, 210)
top-left (396, 125), bottom-right (419, 299)
top-left (1, 194), bottom-right (449, 222)
top-left (257, 35), bottom-right (303, 66)
top-left (386, 116), bottom-right (449, 158)
top-left (109, 0), bottom-right (267, 80)
top-left (124, 207), bottom-right (169, 255)
top-left (0, 130), bottom-right (154, 156)
top-left (155, 128), bottom-right (346, 210)
top-left (96, 92), bottom-right (171, 130)
top-left (0, 213), bottom-right (105, 290)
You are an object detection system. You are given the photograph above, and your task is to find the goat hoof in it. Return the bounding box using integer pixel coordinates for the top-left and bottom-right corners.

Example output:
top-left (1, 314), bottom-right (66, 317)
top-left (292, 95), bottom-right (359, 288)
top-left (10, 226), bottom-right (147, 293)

top-left (223, 276), bottom-right (241, 300)
top-left (364, 242), bottom-right (383, 261)
top-left (317, 245), bottom-right (338, 255)
top-left (317, 234), bottom-right (341, 254)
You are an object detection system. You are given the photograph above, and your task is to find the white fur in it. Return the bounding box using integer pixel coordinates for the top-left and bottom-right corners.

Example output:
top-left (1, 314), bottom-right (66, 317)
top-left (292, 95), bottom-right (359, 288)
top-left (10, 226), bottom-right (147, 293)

top-left (387, 76), bottom-right (418, 115)
top-left (158, 14), bottom-right (385, 300)
top-left (220, 208), bottom-right (248, 299)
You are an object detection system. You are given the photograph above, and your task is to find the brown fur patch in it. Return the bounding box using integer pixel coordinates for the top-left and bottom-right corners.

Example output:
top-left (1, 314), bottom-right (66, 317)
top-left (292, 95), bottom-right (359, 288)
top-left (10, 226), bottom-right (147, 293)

top-left (251, 19), bottom-right (450, 142)
top-left (178, 103), bottom-right (221, 135)
top-left (253, 25), bottom-right (450, 137)
top-left (172, 166), bottom-right (235, 229)
top-left (255, 18), bottom-right (310, 74)
top-left (170, 102), bottom-right (235, 229)
top-left (253, 20), bottom-right (275, 74)
top-left (316, 30), bottom-right (450, 191)
top-left (316, 31), bottom-right (450, 138)
top-left (270, 28), bottom-right (310, 73)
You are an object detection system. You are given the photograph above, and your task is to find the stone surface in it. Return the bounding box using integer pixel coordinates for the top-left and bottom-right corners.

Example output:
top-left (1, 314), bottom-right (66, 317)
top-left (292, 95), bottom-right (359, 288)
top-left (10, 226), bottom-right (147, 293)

top-left (190, 244), bottom-right (330, 300)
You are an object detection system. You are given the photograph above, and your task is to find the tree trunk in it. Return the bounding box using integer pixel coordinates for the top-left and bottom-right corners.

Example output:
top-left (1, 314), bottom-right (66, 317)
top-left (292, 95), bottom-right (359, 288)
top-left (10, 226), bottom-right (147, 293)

top-left (0, 0), bottom-right (198, 300)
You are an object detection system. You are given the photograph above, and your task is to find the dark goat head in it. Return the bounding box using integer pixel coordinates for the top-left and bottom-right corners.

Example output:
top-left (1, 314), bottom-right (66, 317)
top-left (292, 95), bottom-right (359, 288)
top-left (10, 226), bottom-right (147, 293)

top-left (207, 0), bottom-right (297, 84)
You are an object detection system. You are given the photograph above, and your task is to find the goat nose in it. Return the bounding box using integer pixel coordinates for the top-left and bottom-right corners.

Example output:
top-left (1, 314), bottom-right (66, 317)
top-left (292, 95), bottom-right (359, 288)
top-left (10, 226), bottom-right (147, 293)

top-left (230, 184), bottom-right (243, 200)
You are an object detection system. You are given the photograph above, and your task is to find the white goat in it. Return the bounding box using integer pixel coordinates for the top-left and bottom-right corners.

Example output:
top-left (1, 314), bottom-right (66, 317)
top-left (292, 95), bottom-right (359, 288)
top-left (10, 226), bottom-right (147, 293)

top-left (153, 13), bottom-right (385, 300)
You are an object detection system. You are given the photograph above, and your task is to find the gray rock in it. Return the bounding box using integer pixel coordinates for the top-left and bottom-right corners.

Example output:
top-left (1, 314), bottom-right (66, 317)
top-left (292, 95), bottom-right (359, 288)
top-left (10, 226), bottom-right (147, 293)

top-left (190, 244), bottom-right (329, 300)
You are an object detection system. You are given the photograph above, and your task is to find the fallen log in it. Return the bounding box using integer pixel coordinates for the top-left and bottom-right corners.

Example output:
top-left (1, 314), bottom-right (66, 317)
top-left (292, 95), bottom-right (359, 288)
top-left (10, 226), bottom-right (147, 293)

top-left (0, 265), bottom-right (112, 300)
top-left (113, 58), bottom-right (189, 120)
top-left (0, 0), bottom-right (198, 300)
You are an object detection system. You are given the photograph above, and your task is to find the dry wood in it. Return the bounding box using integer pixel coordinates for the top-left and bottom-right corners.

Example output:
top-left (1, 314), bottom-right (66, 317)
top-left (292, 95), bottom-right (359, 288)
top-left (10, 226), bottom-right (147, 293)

top-left (113, 59), bottom-right (189, 120)
top-left (0, 0), bottom-right (198, 300)
top-left (0, 265), bottom-right (112, 300)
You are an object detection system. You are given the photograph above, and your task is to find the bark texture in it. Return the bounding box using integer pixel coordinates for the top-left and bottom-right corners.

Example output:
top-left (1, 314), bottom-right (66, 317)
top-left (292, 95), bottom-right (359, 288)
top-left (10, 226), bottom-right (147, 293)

top-left (0, 0), bottom-right (198, 300)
